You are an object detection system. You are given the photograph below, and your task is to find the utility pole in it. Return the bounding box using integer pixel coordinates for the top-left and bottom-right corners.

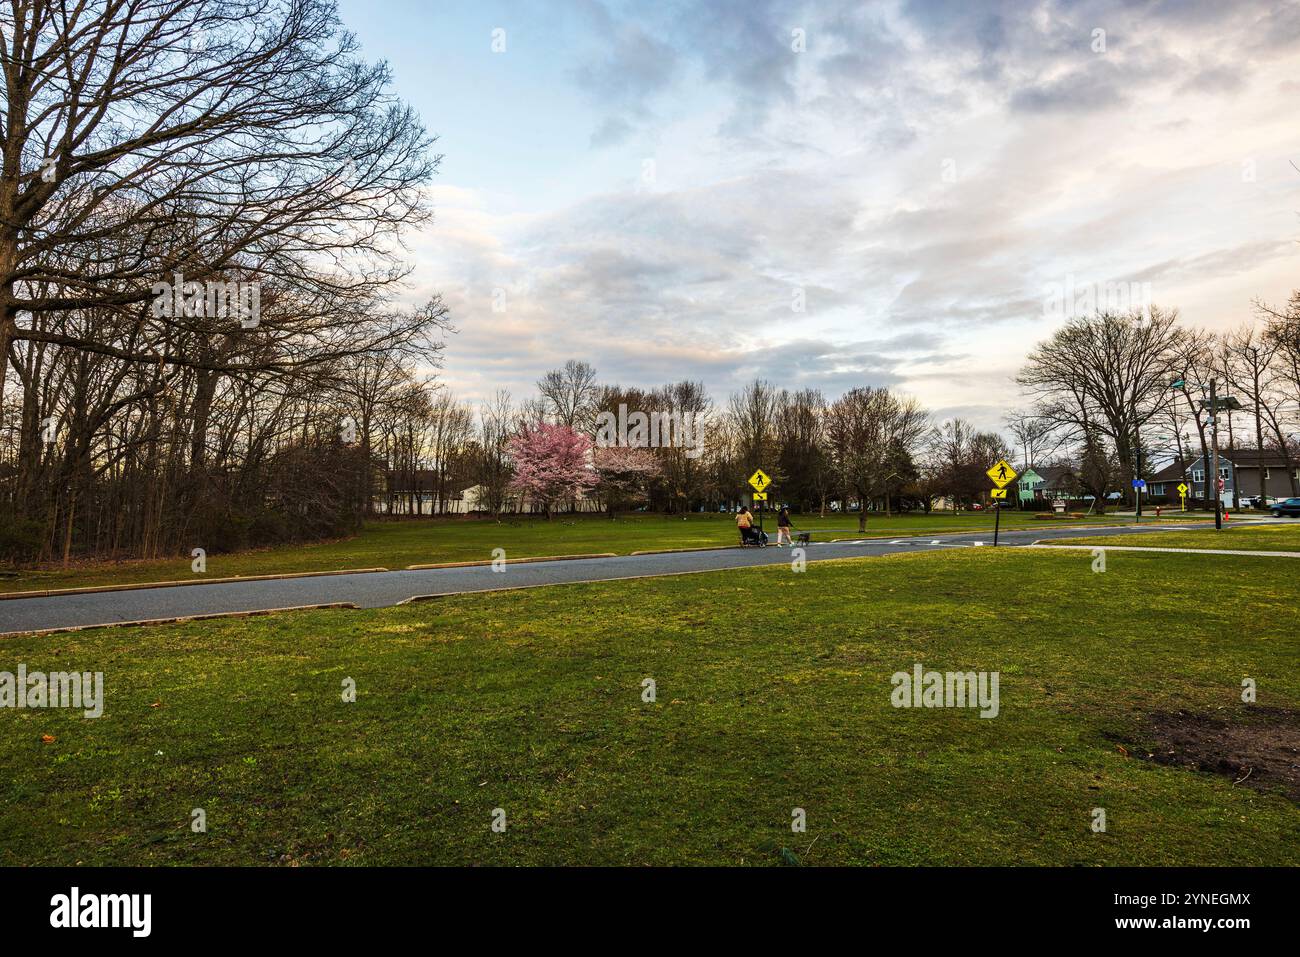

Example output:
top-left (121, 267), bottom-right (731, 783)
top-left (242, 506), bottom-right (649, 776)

top-left (1210, 378), bottom-right (1223, 530)
top-left (1245, 344), bottom-right (1266, 509)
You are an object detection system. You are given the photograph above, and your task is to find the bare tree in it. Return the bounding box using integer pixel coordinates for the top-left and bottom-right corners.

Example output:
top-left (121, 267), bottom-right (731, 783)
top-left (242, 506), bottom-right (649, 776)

top-left (1018, 308), bottom-right (1183, 506)
top-left (1, 0), bottom-right (439, 407)
top-left (537, 360), bottom-right (599, 429)
top-left (826, 387), bottom-right (928, 532)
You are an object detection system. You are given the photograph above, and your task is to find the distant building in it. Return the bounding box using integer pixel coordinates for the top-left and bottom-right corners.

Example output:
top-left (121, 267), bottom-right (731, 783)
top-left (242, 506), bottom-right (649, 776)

top-left (1147, 451), bottom-right (1299, 505)
top-left (1018, 464), bottom-right (1081, 502)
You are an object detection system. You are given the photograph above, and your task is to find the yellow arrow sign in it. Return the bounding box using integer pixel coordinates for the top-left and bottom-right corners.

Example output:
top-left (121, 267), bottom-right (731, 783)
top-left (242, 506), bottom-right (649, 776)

top-left (748, 469), bottom-right (772, 492)
top-left (986, 459), bottom-right (1017, 488)
top-left (990, 488), bottom-right (1008, 499)
top-left (751, 491), bottom-right (768, 502)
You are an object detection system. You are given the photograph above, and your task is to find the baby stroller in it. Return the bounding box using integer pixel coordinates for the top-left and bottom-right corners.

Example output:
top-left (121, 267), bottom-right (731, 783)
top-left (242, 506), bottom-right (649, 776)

top-left (740, 525), bottom-right (769, 547)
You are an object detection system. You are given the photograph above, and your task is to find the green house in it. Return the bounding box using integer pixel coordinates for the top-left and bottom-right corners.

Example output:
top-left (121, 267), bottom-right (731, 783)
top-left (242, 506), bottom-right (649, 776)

top-left (1017, 468), bottom-right (1043, 501)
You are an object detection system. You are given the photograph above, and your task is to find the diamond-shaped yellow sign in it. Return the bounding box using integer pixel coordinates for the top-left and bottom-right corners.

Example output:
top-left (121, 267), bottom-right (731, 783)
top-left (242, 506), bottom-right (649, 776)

top-left (1176, 482), bottom-right (1189, 496)
top-left (986, 459), bottom-right (1017, 488)
top-left (748, 469), bottom-right (772, 492)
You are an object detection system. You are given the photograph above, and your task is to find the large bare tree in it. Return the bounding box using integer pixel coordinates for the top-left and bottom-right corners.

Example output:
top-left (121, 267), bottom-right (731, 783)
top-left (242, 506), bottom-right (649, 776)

top-left (1, 0), bottom-right (439, 404)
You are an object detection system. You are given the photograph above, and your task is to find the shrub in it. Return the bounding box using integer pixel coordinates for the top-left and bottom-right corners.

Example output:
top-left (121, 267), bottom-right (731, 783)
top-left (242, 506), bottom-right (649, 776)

top-left (0, 517), bottom-right (46, 565)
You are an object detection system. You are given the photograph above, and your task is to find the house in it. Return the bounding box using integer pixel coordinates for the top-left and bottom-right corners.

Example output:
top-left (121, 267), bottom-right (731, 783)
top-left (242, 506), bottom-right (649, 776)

top-left (1215, 448), bottom-right (1300, 502)
top-left (455, 484), bottom-right (605, 515)
top-left (1029, 462), bottom-right (1081, 501)
top-left (1146, 451), bottom-right (1299, 506)
top-left (381, 470), bottom-right (474, 514)
top-left (1015, 467), bottom-right (1043, 502)
top-left (1144, 459), bottom-right (1194, 501)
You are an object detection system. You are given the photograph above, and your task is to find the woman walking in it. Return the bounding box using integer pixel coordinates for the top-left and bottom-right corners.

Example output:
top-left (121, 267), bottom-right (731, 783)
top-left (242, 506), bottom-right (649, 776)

top-left (776, 506), bottom-right (793, 546)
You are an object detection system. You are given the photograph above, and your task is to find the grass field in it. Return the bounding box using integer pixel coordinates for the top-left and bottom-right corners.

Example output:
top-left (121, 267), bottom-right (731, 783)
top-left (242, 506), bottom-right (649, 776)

top-left (0, 510), bottom-right (1165, 594)
top-left (1, 545), bottom-right (1295, 866)
top-left (1057, 522), bottom-right (1300, 552)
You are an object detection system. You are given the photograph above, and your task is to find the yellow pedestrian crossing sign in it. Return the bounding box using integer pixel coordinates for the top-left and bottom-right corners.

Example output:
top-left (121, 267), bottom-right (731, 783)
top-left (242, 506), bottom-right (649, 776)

top-left (751, 491), bottom-right (768, 502)
top-left (748, 469), bottom-right (772, 493)
top-left (986, 460), bottom-right (1017, 488)
top-left (990, 488), bottom-right (1008, 499)
top-left (1177, 482), bottom-right (1189, 496)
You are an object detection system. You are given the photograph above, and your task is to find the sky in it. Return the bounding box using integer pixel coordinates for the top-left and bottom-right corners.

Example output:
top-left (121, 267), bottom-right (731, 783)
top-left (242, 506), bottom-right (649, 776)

top-left (337, 0), bottom-right (1300, 430)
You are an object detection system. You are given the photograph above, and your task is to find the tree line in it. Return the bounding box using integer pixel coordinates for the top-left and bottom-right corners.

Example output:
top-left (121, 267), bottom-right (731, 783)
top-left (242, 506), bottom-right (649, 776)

top-left (1018, 299), bottom-right (1300, 509)
top-left (0, 0), bottom-right (447, 563)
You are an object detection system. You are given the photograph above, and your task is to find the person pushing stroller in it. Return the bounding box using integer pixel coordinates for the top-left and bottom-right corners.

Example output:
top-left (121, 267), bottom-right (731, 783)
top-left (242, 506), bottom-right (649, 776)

top-left (736, 506), bottom-right (767, 546)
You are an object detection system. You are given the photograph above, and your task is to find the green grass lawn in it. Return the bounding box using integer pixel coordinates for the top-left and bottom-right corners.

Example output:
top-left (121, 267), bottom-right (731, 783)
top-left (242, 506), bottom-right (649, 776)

top-left (0, 510), bottom-right (1158, 594)
top-left (1056, 522), bottom-right (1300, 552)
top-left (1, 546), bottom-right (1295, 866)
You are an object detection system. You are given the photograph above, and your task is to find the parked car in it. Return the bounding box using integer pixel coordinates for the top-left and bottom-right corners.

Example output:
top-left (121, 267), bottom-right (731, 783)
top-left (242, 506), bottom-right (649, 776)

top-left (1271, 498), bottom-right (1300, 517)
top-left (1246, 495), bottom-right (1282, 508)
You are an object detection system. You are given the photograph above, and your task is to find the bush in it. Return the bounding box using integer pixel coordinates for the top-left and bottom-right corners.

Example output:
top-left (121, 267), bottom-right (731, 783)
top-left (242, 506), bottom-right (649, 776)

top-left (0, 517), bottom-right (46, 565)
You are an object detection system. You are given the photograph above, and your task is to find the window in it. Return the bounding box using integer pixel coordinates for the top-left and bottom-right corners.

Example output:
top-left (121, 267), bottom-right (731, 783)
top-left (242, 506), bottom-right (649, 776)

top-left (1263, 468), bottom-right (1271, 480)
top-left (1219, 467), bottom-right (1230, 479)
top-left (1192, 470), bottom-right (1204, 482)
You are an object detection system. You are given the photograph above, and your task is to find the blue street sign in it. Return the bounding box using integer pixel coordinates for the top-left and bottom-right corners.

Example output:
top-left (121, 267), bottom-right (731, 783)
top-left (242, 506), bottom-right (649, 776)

top-left (1132, 479), bottom-right (1146, 489)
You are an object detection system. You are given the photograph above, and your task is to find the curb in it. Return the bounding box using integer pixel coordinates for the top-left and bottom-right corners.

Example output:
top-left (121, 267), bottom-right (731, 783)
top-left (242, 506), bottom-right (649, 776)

top-left (1027, 544), bottom-right (1300, 558)
top-left (0, 602), bottom-right (361, 639)
top-left (628, 545), bottom-right (741, 556)
top-left (405, 553), bottom-right (616, 570)
top-left (0, 567), bottom-right (390, 602)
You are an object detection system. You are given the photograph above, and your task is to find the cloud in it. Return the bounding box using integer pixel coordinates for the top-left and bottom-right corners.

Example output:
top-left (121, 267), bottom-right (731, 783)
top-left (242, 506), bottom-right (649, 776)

top-left (406, 0), bottom-right (1300, 434)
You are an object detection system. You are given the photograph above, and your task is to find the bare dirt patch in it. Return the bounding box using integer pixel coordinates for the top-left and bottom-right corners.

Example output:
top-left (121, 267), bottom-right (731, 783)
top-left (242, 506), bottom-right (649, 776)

top-left (1129, 708), bottom-right (1300, 803)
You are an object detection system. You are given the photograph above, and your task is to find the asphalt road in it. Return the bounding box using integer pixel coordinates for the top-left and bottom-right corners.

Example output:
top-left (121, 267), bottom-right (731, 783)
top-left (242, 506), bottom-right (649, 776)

top-left (0, 519), bottom-right (1278, 636)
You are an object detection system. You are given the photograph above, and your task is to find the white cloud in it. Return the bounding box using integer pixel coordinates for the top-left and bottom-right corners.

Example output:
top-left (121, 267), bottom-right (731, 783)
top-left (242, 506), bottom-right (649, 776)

top-left (399, 0), bottom-right (1300, 432)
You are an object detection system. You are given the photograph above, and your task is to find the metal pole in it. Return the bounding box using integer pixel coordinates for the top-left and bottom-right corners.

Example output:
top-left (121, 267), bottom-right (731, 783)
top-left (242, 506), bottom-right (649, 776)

top-left (993, 497), bottom-right (1001, 546)
top-left (1134, 434), bottom-right (1142, 523)
top-left (1133, 393), bottom-right (1142, 523)
top-left (1210, 378), bottom-right (1222, 530)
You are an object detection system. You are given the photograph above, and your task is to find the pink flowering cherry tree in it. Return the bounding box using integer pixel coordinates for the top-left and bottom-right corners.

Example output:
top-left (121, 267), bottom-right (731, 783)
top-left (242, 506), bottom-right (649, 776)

top-left (507, 423), bottom-right (598, 519)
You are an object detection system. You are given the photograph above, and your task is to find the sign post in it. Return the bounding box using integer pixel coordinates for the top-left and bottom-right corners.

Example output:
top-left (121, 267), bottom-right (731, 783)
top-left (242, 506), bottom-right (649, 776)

top-left (748, 469), bottom-right (772, 533)
top-left (986, 460), bottom-right (1017, 547)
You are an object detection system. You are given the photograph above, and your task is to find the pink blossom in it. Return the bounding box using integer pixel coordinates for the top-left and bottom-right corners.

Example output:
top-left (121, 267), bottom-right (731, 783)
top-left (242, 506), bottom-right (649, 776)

top-left (507, 423), bottom-right (598, 515)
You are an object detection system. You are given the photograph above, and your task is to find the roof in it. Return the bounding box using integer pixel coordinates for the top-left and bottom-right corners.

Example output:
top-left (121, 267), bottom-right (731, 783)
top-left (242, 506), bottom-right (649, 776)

top-left (1147, 460), bottom-right (1189, 483)
top-left (1034, 464), bottom-right (1078, 488)
top-left (1215, 448), bottom-right (1292, 468)
top-left (1151, 450), bottom-right (1292, 476)
top-left (385, 470), bottom-right (477, 495)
